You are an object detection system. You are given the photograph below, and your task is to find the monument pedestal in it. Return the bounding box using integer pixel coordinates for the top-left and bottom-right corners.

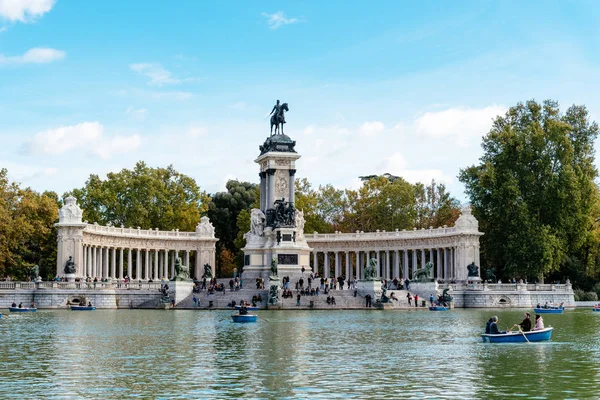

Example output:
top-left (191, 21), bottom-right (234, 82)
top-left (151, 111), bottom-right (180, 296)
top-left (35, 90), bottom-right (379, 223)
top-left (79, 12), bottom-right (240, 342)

top-left (169, 280), bottom-right (194, 306)
top-left (65, 273), bottom-right (76, 283)
top-left (357, 280), bottom-right (383, 298)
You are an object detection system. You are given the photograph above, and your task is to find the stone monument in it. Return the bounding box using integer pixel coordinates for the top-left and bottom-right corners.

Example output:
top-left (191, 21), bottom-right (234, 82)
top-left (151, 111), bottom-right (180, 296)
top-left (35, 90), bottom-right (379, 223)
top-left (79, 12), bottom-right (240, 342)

top-left (357, 258), bottom-right (383, 298)
top-left (242, 101), bottom-right (312, 286)
top-left (55, 195), bottom-right (87, 279)
top-left (170, 257), bottom-right (194, 306)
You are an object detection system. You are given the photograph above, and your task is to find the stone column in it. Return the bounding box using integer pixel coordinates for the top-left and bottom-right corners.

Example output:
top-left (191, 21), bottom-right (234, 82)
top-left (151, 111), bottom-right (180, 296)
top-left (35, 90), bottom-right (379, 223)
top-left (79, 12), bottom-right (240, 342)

top-left (403, 250), bottom-right (409, 279)
top-left (334, 252), bottom-right (340, 278)
top-left (443, 248), bottom-right (448, 281)
top-left (267, 168), bottom-right (276, 209)
top-left (385, 250), bottom-right (390, 280)
top-left (165, 250), bottom-right (169, 280)
top-left (394, 250), bottom-right (400, 279)
top-left (345, 252), bottom-right (350, 280)
top-left (127, 248), bottom-right (132, 279)
top-left (195, 250), bottom-right (201, 280)
top-left (412, 249), bottom-right (417, 277)
top-left (376, 251), bottom-right (381, 277)
top-left (357, 251), bottom-right (362, 279)
top-left (119, 248), bottom-right (124, 280)
top-left (91, 247), bottom-right (96, 278)
top-left (136, 248), bottom-right (141, 280)
top-left (170, 251), bottom-right (175, 278)
top-left (145, 250), bottom-right (150, 281)
top-left (324, 252), bottom-right (329, 279)
top-left (185, 250), bottom-right (190, 269)
top-left (98, 247), bottom-right (104, 279)
top-left (451, 247), bottom-right (455, 280)
top-left (436, 248), bottom-right (442, 280)
top-left (259, 172), bottom-right (266, 211)
top-left (421, 249), bottom-right (425, 268)
top-left (313, 251), bottom-right (318, 274)
top-left (154, 249), bottom-right (159, 280)
top-left (289, 169), bottom-right (296, 204)
top-left (111, 248), bottom-right (116, 280)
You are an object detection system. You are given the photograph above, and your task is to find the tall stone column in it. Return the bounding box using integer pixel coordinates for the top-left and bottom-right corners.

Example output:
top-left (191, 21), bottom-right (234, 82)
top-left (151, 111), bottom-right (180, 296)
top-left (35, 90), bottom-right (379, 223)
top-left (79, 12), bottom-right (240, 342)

top-left (98, 247), bottom-right (103, 279)
top-left (403, 250), bottom-right (409, 279)
top-left (412, 249), bottom-right (417, 277)
top-left (345, 252), bottom-right (350, 280)
top-left (334, 252), bottom-right (340, 278)
top-left (267, 168), bottom-right (276, 209)
top-left (443, 248), bottom-right (448, 280)
top-left (170, 251), bottom-right (175, 278)
top-left (119, 248), bottom-right (124, 280)
top-left (376, 251), bottom-right (381, 277)
top-left (289, 169), bottom-right (296, 204)
top-left (154, 249), bottom-right (159, 280)
top-left (385, 250), bottom-right (390, 280)
top-left (394, 250), bottom-right (400, 279)
top-left (185, 250), bottom-right (190, 270)
top-left (127, 248), bottom-right (132, 279)
top-left (324, 252), bottom-right (329, 279)
top-left (259, 172), bottom-right (266, 211)
top-left (355, 251), bottom-right (359, 279)
top-left (136, 248), bottom-right (141, 280)
top-left (165, 250), bottom-right (169, 280)
top-left (145, 250), bottom-right (150, 281)
top-left (436, 248), bottom-right (442, 280)
top-left (421, 249), bottom-right (425, 268)
top-left (195, 250), bottom-right (200, 280)
top-left (92, 246), bottom-right (97, 278)
top-left (111, 247), bottom-right (117, 280)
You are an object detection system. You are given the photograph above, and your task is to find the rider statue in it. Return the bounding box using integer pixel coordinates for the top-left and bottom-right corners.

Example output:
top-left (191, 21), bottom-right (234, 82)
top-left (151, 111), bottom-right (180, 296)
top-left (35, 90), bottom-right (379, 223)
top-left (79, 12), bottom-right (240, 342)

top-left (270, 100), bottom-right (285, 126)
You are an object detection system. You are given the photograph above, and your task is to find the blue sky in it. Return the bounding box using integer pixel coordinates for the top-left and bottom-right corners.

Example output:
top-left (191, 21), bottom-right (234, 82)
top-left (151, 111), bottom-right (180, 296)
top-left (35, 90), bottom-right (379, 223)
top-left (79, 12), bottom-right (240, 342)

top-left (1, 1), bottom-right (600, 201)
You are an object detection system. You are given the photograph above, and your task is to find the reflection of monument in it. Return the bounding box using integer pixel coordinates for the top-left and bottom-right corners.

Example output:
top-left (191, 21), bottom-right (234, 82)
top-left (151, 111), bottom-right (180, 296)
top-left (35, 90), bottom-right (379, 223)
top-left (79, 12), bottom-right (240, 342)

top-left (242, 102), bottom-right (312, 285)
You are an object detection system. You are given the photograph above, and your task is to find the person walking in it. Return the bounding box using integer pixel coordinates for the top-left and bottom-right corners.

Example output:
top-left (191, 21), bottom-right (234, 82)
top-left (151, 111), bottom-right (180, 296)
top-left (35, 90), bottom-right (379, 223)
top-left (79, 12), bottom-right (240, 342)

top-left (414, 294), bottom-right (419, 307)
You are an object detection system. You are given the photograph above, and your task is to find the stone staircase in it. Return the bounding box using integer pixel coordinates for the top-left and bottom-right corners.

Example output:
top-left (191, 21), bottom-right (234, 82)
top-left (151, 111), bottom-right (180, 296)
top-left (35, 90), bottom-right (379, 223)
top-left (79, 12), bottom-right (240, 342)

top-left (175, 288), bottom-right (269, 309)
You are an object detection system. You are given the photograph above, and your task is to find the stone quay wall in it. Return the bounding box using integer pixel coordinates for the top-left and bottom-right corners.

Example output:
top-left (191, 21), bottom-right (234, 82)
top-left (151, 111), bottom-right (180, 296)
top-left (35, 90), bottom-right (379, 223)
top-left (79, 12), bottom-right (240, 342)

top-left (0, 281), bottom-right (163, 309)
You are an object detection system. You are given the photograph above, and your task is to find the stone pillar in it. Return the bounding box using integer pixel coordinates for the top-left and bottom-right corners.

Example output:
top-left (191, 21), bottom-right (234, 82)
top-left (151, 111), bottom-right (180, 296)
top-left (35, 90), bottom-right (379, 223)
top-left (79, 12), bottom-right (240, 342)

top-left (376, 251), bottom-right (381, 278)
top-left (385, 250), bottom-right (390, 279)
top-left (127, 248), bottom-right (132, 279)
top-left (313, 251), bottom-right (318, 274)
top-left (357, 251), bottom-right (362, 279)
top-left (259, 172), bottom-right (266, 211)
top-left (154, 249), bottom-right (159, 280)
top-left (91, 247), bottom-right (97, 278)
top-left (451, 247), bottom-right (455, 280)
top-left (195, 250), bottom-right (201, 280)
top-left (289, 169), bottom-right (296, 204)
top-left (165, 250), bottom-right (169, 280)
top-left (403, 250), bottom-right (408, 279)
top-left (412, 249), bottom-right (417, 277)
top-left (267, 168), bottom-right (276, 209)
top-left (111, 248), bottom-right (116, 280)
top-left (171, 251), bottom-right (175, 278)
top-left (436, 248), bottom-right (442, 280)
top-left (394, 250), bottom-right (400, 279)
top-left (444, 248), bottom-right (448, 280)
top-left (345, 252), bottom-right (350, 280)
top-left (145, 250), bottom-right (150, 281)
top-left (98, 246), bottom-right (103, 279)
top-left (421, 249), bottom-right (425, 268)
top-left (185, 250), bottom-right (190, 270)
top-left (135, 248), bottom-right (141, 280)
top-left (117, 248), bottom-right (123, 280)
top-left (334, 252), bottom-right (340, 278)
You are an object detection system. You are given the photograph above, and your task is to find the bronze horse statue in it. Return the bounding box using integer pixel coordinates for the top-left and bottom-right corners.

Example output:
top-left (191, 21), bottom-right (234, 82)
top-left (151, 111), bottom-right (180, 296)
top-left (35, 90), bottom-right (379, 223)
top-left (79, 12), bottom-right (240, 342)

top-left (270, 103), bottom-right (289, 136)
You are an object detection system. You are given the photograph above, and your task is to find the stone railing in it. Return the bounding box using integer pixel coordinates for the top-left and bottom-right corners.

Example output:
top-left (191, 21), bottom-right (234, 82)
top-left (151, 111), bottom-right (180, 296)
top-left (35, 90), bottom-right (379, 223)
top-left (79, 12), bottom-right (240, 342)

top-left (447, 283), bottom-right (572, 292)
top-left (0, 281), bottom-right (163, 291)
top-left (84, 223), bottom-right (201, 239)
top-left (309, 226), bottom-right (460, 241)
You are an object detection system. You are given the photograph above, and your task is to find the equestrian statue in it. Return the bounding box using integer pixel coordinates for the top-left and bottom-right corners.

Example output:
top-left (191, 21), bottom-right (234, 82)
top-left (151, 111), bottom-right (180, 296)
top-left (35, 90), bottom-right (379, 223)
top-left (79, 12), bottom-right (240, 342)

top-left (269, 99), bottom-right (289, 136)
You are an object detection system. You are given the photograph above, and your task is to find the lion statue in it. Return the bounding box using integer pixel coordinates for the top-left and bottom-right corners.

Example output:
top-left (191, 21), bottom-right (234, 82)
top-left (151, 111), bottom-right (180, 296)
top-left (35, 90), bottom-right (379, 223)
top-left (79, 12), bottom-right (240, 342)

top-left (413, 261), bottom-right (433, 282)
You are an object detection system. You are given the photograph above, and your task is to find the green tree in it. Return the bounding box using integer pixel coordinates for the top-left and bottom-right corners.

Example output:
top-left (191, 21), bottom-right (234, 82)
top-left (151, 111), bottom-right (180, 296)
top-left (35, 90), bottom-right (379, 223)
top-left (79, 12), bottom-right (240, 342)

top-left (0, 169), bottom-right (59, 280)
top-left (207, 180), bottom-right (258, 276)
top-left (459, 100), bottom-right (599, 282)
top-left (68, 161), bottom-right (208, 231)
top-left (294, 178), bottom-right (335, 234)
top-left (414, 180), bottom-right (461, 229)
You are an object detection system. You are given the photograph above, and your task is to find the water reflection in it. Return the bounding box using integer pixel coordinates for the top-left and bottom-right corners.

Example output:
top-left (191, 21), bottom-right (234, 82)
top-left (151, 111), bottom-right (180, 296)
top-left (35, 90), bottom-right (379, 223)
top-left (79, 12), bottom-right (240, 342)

top-left (0, 309), bottom-right (600, 398)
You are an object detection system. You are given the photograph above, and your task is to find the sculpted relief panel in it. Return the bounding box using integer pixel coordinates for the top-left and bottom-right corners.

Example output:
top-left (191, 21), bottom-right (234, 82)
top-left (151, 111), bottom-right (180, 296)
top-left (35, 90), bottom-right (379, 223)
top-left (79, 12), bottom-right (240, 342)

top-left (274, 170), bottom-right (289, 199)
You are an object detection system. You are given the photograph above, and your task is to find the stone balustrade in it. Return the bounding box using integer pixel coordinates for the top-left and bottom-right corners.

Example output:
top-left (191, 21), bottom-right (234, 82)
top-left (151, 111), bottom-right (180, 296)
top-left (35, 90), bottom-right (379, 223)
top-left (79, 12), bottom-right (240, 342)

top-left (0, 281), bottom-right (164, 291)
top-left (447, 283), bottom-right (572, 292)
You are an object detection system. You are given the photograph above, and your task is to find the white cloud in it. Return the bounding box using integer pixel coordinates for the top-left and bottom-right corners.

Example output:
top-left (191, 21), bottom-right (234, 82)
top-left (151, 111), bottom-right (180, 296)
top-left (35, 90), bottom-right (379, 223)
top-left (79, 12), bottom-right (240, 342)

top-left (0, 0), bottom-right (55, 22)
top-left (129, 63), bottom-right (180, 86)
top-left (24, 121), bottom-right (141, 159)
top-left (262, 11), bottom-right (301, 29)
top-left (413, 105), bottom-right (506, 145)
top-left (377, 153), bottom-right (454, 185)
top-left (125, 106), bottom-right (148, 121)
top-left (0, 47), bottom-right (65, 65)
top-left (359, 121), bottom-right (385, 137)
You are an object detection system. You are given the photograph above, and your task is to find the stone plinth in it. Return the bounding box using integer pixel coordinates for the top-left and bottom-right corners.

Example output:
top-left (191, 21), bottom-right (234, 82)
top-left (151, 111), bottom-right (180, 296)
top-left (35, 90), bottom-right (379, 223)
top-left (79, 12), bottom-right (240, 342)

top-left (406, 281), bottom-right (439, 301)
top-left (357, 280), bottom-right (383, 298)
top-left (169, 280), bottom-right (194, 306)
top-left (65, 273), bottom-right (76, 283)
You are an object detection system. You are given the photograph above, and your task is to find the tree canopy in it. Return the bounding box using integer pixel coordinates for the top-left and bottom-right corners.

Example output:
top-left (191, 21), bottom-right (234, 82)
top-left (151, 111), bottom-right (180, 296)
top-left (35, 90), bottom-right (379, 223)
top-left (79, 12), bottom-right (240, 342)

top-left (68, 161), bottom-right (209, 231)
top-left (459, 100), bottom-right (599, 282)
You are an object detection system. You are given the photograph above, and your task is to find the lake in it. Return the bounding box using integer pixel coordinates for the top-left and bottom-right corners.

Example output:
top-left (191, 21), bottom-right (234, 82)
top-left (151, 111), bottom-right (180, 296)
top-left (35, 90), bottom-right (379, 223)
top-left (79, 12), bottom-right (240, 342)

top-left (0, 308), bottom-right (598, 399)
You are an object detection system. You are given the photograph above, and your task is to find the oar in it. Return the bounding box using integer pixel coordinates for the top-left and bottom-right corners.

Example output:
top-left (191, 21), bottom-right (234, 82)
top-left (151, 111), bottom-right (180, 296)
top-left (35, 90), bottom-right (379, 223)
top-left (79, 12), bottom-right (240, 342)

top-left (518, 326), bottom-right (530, 343)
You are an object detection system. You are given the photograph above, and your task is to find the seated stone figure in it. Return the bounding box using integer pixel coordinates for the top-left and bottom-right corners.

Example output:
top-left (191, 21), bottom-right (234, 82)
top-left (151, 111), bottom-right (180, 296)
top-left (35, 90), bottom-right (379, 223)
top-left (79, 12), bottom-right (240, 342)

top-left (64, 256), bottom-right (76, 274)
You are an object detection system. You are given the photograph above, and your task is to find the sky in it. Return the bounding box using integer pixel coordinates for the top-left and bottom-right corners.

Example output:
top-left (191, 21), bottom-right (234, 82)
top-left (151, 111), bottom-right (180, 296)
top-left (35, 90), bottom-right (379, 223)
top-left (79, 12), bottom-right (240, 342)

top-left (1, 1), bottom-right (600, 201)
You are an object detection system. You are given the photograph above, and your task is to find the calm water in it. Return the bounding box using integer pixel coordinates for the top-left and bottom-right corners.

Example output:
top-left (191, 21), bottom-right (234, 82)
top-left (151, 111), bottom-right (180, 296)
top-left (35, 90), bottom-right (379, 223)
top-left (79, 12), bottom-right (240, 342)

top-left (0, 308), bottom-right (599, 399)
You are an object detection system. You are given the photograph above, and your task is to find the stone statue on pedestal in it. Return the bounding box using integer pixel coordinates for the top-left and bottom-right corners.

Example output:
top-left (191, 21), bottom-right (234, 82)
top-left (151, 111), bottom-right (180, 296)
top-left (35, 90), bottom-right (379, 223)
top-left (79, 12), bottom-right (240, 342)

top-left (30, 265), bottom-right (39, 281)
top-left (363, 258), bottom-right (378, 280)
top-left (268, 256), bottom-right (280, 305)
top-left (171, 257), bottom-right (191, 281)
top-left (250, 209), bottom-right (266, 237)
top-left (202, 264), bottom-right (213, 279)
top-left (467, 262), bottom-right (479, 277)
top-left (269, 100), bottom-right (289, 136)
top-left (64, 256), bottom-right (76, 274)
top-left (413, 261), bottom-right (434, 282)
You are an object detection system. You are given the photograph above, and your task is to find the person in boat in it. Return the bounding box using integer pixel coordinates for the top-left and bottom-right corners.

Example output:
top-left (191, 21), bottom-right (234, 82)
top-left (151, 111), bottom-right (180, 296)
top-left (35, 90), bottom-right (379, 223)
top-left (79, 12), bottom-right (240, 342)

top-left (485, 318), bottom-right (493, 334)
top-left (11, 302), bottom-right (16, 308)
top-left (239, 304), bottom-right (248, 315)
top-left (536, 303), bottom-right (541, 309)
top-left (88, 301), bottom-right (92, 307)
top-left (533, 315), bottom-right (544, 331)
top-left (30, 302), bottom-right (36, 309)
top-left (510, 312), bottom-right (531, 332)
top-left (559, 302), bottom-right (564, 309)
top-left (18, 302), bottom-right (23, 308)
top-left (489, 316), bottom-right (505, 334)
top-left (544, 302), bottom-right (549, 309)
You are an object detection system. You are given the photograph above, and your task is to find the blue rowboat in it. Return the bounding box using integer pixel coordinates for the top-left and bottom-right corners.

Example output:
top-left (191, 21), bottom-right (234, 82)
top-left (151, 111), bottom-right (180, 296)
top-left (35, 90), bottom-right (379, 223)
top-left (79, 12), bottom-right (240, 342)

top-left (429, 306), bottom-right (448, 311)
top-left (534, 307), bottom-right (563, 314)
top-left (70, 305), bottom-right (96, 311)
top-left (481, 327), bottom-right (553, 343)
top-left (234, 305), bottom-right (259, 311)
top-left (0, 313), bottom-right (2, 318)
top-left (231, 314), bottom-right (258, 323)
top-left (9, 307), bottom-right (37, 313)
top-left (593, 308), bottom-right (600, 312)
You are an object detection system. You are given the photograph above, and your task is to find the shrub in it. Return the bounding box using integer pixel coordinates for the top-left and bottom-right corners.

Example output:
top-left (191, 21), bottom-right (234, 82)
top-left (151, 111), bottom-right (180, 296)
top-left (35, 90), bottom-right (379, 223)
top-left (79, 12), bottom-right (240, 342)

top-left (574, 289), bottom-right (584, 301)
top-left (581, 291), bottom-right (598, 302)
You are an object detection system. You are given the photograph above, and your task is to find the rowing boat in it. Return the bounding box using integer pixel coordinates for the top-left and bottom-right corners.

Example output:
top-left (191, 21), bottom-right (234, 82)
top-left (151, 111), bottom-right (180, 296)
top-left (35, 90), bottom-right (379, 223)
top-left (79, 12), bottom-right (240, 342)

top-left (481, 327), bottom-right (553, 343)
top-left (70, 305), bottom-right (96, 311)
top-left (234, 305), bottom-right (259, 311)
top-left (8, 307), bottom-right (37, 313)
top-left (231, 314), bottom-right (258, 323)
top-left (534, 307), bottom-right (563, 314)
top-left (429, 306), bottom-right (448, 311)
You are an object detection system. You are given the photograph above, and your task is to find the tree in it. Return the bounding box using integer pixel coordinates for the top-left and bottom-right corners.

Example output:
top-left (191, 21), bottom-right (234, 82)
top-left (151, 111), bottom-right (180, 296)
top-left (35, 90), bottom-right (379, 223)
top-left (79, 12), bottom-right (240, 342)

top-left (68, 161), bottom-right (209, 231)
top-left (413, 180), bottom-right (461, 229)
top-left (0, 169), bottom-right (59, 280)
top-left (459, 100), bottom-right (599, 282)
top-left (207, 180), bottom-right (258, 276)
top-left (294, 178), bottom-right (335, 234)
